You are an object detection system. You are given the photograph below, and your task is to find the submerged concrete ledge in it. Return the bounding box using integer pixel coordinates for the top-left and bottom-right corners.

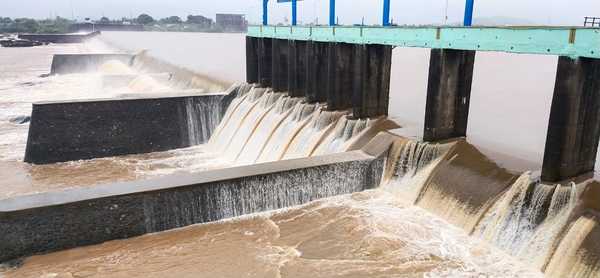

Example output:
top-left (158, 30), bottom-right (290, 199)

top-left (0, 132), bottom-right (395, 262)
top-left (50, 54), bottom-right (134, 75)
top-left (19, 32), bottom-right (100, 44)
top-left (24, 91), bottom-right (236, 164)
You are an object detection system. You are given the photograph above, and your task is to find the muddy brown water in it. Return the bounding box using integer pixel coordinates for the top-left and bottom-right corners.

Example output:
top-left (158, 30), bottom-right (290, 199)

top-left (1, 32), bottom-right (599, 277)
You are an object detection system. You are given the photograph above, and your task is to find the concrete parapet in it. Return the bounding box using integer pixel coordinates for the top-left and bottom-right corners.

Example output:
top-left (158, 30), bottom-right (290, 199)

top-left (542, 56), bottom-right (600, 182)
top-left (24, 90), bottom-right (239, 165)
top-left (0, 132), bottom-right (395, 262)
top-left (50, 54), bottom-right (134, 75)
top-left (424, 49), bottom-right (476, 142)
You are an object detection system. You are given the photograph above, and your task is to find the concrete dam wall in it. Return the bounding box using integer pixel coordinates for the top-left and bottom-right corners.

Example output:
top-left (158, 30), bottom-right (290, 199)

top-left (0, 133), bottom-right (392, 262)
top-left (24, 91), bottom-right (238, 164)
top-left (50, 54), bottom-right (134, 75)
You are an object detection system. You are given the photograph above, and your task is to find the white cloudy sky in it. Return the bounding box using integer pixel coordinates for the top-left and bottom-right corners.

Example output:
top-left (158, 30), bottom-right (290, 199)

top-left (1, 0), bottom-right (599, 26)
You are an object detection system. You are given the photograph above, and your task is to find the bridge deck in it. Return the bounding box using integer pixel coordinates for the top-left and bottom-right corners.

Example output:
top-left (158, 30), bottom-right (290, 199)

top-left (247, 25), bottom-right (600, 59)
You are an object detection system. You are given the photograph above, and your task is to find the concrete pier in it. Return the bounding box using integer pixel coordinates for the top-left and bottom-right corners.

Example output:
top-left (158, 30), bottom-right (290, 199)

top-left (541, 57), bottom-right (600, 182)
top-left (258, 38), bottom-right (273, 87)
top-left (352, 44), bottom-right (393, 118)
top-left (423, 49), bottom-right (476, 142)
top-left (271, 39), bottom-right (290, 92)
top-left (326, 43), bottom-right (354, 111)
top-left (246, 37), bottom-right (259, 84)
top-left (306, 41), bottom-right (329, 103)
top-left (288, 40), bottom-right (307, 98)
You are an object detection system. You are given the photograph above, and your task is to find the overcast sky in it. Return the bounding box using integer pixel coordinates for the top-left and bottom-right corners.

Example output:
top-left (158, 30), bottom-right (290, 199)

top-left (1, 0), bottom-right (599, 26)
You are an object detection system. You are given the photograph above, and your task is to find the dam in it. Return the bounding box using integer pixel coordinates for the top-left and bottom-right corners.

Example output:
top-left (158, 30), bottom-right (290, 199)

top-left (1, 4), bottom-right (600, 278)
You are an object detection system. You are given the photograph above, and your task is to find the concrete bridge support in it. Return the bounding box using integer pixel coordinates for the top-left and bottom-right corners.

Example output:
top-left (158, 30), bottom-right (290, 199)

top-left (306, 41), bottom-right (330, 103)
top-left (246, 37), bottom-right (259, 84)
top-left (423, 49), bottom-right (476, 142)
top-left (257, 38), bottom-right (273, 87)
top-left (326, 43), bottom-right (354, 111)
top-left (288, 40), bottom-right (307, 98)
top-left (541, 57), bottom-right (600, 182)
top-left (352, 44), bottom-right (393, 119)
top-left (272, 39), bottom-right (290, 92)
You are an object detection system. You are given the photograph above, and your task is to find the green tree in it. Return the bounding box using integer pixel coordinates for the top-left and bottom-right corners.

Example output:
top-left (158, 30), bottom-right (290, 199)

top-left (160, 16), bottom-right (182, 24)
top-left (0, 17), bottom-right (12, 24)
top-left (136, 14), bottom-right (155, 25)
top-left (99, 16), bottom-right (110, 23)
top-left (13, 18), bottom-right (40, 33)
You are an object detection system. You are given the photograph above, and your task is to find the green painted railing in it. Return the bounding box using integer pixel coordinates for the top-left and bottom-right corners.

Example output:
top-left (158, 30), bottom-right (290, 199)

top-left (247, 25), bottom-right (600, 59)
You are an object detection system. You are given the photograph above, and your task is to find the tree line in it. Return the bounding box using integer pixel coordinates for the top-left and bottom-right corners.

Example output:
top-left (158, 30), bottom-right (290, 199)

top-left (0, 14), bottom-right (217, 34)
top-left (0, 17), bottom-right (72, 34)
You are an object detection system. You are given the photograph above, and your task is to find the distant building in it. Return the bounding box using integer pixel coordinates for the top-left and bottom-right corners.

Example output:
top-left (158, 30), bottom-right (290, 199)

top-left (215, 14), bottom-right (247, 32)
top-left (187, 15), bottom-right (213, 28)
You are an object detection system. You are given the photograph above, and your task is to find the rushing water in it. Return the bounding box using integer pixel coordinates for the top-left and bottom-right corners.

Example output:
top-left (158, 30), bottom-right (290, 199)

top-left (0, 42), bottom-right (386, 199)
top-left (1, 32), bottom-right (600, 278)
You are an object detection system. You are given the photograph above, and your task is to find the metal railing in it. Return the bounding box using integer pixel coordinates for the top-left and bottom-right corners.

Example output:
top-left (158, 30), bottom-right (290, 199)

top-left (584, 17), bottom-right (600, 27)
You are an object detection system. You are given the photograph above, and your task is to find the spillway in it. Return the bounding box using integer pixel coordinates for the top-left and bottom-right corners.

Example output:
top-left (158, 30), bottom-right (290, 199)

top-left (379, 137), bottom-right (600, 277)
top-left (2, 36), bottom-right (600, 278)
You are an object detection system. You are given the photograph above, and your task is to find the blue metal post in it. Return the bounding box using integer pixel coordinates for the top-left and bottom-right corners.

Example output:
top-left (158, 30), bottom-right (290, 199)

top-left (263, 0), bottom-right (269, 25)
top-left (329, 0), bottom-right (336, 26)
top-left (383, 0), bottom-right (391, 26)
top-left (292, 0), bottom-right (297, 26)
top-left (463, 0), bottom-right (474, 26)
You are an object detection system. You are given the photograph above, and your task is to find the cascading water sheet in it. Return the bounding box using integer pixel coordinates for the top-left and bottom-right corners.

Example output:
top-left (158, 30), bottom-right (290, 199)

top-left (235, 96), bottom-right (301, 165)
top-left (221, 92), bottom-right (283, 162)
top-left (312, 117), bottom-right (371, 156)
top-left (475, 175), bottom-right (582, 269)
top-left (255, 102), bottom-right (318, 163)
top-left (207, 87), bottom-right (267, 154)
top-left (281, 109), bottom-right (347, 160)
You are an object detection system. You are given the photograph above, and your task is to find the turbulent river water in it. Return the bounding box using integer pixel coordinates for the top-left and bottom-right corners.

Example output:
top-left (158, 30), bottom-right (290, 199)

top-left (1, 32), bottom-right (599, 278)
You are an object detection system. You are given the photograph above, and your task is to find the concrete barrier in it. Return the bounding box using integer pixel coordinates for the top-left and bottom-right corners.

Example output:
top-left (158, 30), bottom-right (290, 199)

top-left (50, 54), bottom-right (134, 75)
top-left (24, 87), bottom-right (241, 165)
top-left (18, 31), bottom-right (100, 44)
top-left (1, 132), bottom-right (395, 262)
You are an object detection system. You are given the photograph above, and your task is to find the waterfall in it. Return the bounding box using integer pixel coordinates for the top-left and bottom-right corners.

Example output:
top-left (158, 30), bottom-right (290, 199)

top-left (235, 96), bottom-right (301, 165)
top-left (281, 109), bottom-right (347, 160)
top-left (184, 85), bottom-right (386, 167)
top-left (185, 96), bottom-right (228, 146)
top-left (382, 139), bottom-right (453, 204)
top-left (221, 92), bottom-right (283, 162)
top-left (311, 117), bottom-right (369, 156)
top-left (208, 87), bottom-right (267, 153)
top-left (545, 213), bottom-right (600, 278)
top-left (474, 174), bottom-right (581, 269)
top-left (255, 101), bottom-right (318, 163)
